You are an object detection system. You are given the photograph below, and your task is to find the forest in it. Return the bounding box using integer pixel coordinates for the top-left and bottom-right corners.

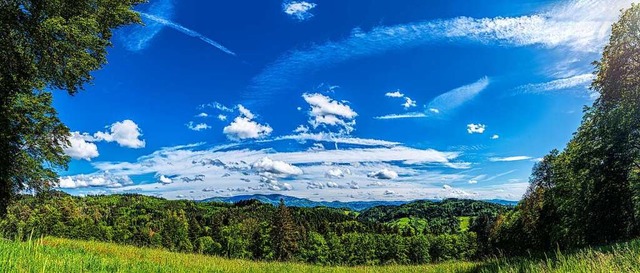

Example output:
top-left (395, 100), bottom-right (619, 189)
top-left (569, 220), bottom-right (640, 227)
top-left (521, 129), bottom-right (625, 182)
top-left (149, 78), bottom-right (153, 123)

top-left (0, 193), bottom-right (507, 265)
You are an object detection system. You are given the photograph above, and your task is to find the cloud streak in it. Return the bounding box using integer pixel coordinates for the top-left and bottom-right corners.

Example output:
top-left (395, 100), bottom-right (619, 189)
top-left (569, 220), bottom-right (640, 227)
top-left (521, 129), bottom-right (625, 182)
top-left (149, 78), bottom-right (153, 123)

top-left (120, 0), bottom-right (174, 51)
top-left (489, 156), bottom-right (533, 162)
top-left (429, 77), bottom-right (490, 115)
top-left (248, 0), bottom-right (631, 101)
top-left (138, 12), bottom-right (236, 56)
top-left (519, 73), bottom-right (594, 93)
top-left (374, 112), bottom-right (427, 120)
top-left (376, 77), bottom-right (489, 120)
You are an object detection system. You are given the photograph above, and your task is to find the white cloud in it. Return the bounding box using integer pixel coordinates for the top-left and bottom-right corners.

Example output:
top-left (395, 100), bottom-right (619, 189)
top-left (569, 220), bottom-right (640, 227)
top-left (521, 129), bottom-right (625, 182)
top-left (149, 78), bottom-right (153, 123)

top-left (64, 120), bottom-right (145, 160)
top-left (250, 0), bottom-right (631, 99)
top-left (441, 184), bottom-right (476, 198)
top-left (94, 120), bottom-right (146, 149)
top-left (382, 90), bottom-right (416, 110)
top-left (428, 77), bottom-right (490, 114)
top-left (385, 91), bottom-right (404, 98)
top-left (223, 105), bottom-right (273, 141)
top-left (159, 175), bottom-right (172, 184)
top-left (325, 168), bottom-right (351, 179)
top-left (199, 102), bottom-right (234, 112)
top-left (489, 156), bottom-right (533, 162)
top-left (302, 93), bottom-right (358, 134)
top-left (293, 125), bottom-right (309, 134)
top-left (64, 132), bottom-right (99, 161)
top-left (367, 169), bottom-right (399, 180)
top-left (377, 78), bottom-right (489, 120)
top-left (252, 157), bottom-right (303, 176)
top-left (195, 113), bottom-right (209, 118)
top-left (374, 112), bottom-right (427, 120)
top-left (137, 12), bottom-right (235, 56)
top-left (237, 104), bottom-right (255, 119)
top-left (72, 140), bottom-right (487, 201)
top-left (274, 132), bottom-right (400, 147)
top-left (519, 73), bottom-right (594, 94)
top-left (491, 134), bottom-right (500, 140)
top-left (402, 97), bottom-right (417, 109)
top-left (326, 181), bottom-right (339, 188)
top-left (282, 1), bottom-right (317, 21)
top-left (58, 173), bottom-right (133, 189)
top-left (467, 124), bottom-right (486, 134)
top-left (217, 114), bottom-right (227, 121)
top-left (91, 143), bottom-right (462, 179)
top-left (186, 122), bottom-right (211, 131)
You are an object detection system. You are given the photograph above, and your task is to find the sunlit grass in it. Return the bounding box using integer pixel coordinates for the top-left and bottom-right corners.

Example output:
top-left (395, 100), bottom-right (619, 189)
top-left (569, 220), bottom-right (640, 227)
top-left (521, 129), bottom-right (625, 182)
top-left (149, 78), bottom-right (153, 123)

top-left (0, 237), bottom-right (477, 273)
top-left (476, 240), bottom-right (640, 273)
top-left (4, 236), bottom-right (640, 272)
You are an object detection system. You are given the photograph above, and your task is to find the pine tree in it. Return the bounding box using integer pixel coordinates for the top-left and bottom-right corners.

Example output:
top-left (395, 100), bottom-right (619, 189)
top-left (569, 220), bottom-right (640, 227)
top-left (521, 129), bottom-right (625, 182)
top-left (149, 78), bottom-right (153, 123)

top-left (271, 198), bottom-right (298, 261)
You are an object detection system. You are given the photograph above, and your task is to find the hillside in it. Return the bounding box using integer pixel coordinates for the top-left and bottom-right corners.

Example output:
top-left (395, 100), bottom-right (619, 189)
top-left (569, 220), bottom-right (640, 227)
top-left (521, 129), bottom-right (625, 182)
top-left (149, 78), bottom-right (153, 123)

top-left (0, 193), bottom-right (509, 266)
top-left (4, 236), bottom-right (640, 273)
top-left (0, 237), bottom-right (477, 273)
top-left (201, 194), bottom-right (518, 211)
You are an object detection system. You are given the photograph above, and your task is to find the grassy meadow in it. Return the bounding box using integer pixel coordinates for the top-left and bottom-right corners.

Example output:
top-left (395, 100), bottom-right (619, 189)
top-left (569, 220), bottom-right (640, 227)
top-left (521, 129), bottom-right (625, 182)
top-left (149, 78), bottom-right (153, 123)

top-left (0, 237), bottom-right (477, 273)
top-left (4, 236), bottom-right (640, 272)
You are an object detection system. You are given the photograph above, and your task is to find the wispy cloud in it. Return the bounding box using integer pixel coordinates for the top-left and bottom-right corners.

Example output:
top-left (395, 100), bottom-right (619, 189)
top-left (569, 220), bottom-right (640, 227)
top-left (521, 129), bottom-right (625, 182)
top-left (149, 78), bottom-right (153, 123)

top-left (138, 12), bottom-right (236, 56)
top-left (186, 122), bottom-right (211, 131)
top-left (519, 73), bottom-right (594, 93)
top-left (485, 170), bottom-right (517, 181)
top-left (375, 77), bottom-right (489, 120)
top-left (120, 0), bottom-right (174, 51)
top-left (199, 102), bottom-right (235, 112)
top-left (273, 132), bottom-right (400, 147)
top-left (428, 77), bottom-right (490, 114)
top-left (374, 112), bottom-right (427, 120)
top-left (489, 156), bottom-right (533, 162)
top-left (248, 0), bottom-right (631, 101)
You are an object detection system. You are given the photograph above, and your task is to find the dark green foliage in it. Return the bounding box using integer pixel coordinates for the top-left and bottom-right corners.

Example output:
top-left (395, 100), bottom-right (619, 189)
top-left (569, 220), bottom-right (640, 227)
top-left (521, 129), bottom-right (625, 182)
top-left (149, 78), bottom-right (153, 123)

top-left (0, 193), bottom-right (504, 265)
top-left (489, 4), bottom-right (640, 257)
top-left (271, 199), bottom-right (299, 261)
top-left (0, 0), bottom-right (143, 215)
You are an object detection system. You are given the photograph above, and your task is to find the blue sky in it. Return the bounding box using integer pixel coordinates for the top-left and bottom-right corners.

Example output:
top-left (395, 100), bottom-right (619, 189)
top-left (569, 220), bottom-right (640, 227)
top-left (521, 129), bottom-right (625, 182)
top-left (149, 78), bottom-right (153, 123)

top-left (53, 0), bottom-right (633, 201)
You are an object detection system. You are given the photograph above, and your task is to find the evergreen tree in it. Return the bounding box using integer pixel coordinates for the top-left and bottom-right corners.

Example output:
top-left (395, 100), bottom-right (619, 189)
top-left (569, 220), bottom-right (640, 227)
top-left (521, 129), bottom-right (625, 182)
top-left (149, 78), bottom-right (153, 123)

top-left (271, 198), bottom-right (298, 261)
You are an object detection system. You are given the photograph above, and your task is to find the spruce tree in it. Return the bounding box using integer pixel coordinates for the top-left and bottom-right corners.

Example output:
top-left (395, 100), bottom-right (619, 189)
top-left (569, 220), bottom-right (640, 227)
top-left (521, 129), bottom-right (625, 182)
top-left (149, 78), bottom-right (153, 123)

top-left (271, 198), bottom-right (298, 261)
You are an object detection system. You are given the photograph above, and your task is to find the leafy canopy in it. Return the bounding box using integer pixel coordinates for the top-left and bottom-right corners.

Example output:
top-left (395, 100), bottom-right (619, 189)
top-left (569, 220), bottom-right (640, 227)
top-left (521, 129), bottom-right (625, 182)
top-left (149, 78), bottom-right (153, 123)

top-left (0, 0), bottom-right (144, 213)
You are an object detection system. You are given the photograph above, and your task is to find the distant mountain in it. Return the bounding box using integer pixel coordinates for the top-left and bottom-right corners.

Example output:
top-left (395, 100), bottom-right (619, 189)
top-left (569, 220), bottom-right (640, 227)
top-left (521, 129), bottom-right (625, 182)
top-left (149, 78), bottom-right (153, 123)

top-left (201, 194), bottom-right (518, 211)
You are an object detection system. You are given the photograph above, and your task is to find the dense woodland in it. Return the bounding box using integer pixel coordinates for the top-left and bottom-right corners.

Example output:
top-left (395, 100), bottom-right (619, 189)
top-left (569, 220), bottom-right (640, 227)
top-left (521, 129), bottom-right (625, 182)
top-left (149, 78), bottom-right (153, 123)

top-left (483, 4), bottom-right (640, 257)
top-left (0, 193), bottom-right (507, 265)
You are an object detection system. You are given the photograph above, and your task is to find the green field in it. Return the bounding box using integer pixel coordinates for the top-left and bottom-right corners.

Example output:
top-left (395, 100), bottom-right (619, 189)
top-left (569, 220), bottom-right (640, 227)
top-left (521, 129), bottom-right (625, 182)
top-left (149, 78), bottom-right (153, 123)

top-left (0, 237), bottom-right (477, 273)
top-left (4, 237), bottom-right (640, 272)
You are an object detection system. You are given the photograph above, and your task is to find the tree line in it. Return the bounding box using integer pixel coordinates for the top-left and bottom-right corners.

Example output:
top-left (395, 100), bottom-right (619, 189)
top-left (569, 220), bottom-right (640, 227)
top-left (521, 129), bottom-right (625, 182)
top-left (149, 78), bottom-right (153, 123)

top-left (480, 4), bottom-right (640, 257)
top-left (0, 192), bottom-right (506, 265)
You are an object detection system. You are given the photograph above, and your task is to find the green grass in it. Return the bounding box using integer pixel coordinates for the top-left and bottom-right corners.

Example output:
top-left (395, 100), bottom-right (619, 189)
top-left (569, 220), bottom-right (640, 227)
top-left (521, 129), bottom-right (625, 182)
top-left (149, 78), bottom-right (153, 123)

top-left (458, 216), bottom-right (471, 232)
top-left (5, 236), bottom-right (640, 272)
top-left (0, 237), bottom-right (477, 273)
top-left (475, 240), bottom-right (640, 273)
top-left (389, 217), bottom-right (428, 231)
